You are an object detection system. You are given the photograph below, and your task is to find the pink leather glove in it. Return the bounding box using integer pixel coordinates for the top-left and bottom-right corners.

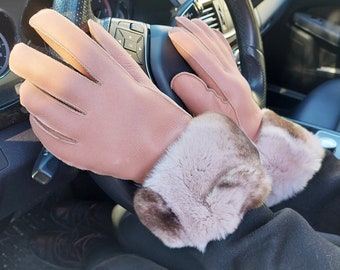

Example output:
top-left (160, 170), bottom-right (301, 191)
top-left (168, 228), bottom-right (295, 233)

top-left (169, 17), bottom-right (262, 141)
top-left (169, 17), bottom-right (325, 206)
top-left (9, 9), bottom-right (272, 251)
top-left (9, 9), bottom-right (191, 183)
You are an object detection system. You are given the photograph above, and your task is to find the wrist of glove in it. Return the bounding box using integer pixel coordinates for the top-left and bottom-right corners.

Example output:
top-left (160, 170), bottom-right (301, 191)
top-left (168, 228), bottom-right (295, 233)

top-left (134, 112), bottom-right (271, 252)
top-left (256, 109), bottom-right (325, 206)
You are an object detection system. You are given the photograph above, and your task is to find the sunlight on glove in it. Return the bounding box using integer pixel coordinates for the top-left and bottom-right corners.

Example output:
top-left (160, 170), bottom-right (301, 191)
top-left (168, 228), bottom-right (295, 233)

top-left (9, 9), bottom-right (191, 183)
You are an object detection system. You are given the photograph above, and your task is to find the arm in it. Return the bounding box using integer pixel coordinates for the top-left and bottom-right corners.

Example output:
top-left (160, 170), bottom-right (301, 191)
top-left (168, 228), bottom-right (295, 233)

top-left (9, 10), bottom-right (271, 251)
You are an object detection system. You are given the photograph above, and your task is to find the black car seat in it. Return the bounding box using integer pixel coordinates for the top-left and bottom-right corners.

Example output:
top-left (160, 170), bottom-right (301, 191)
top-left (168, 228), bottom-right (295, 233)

top-left (291, 79), bottom-right (340, 132)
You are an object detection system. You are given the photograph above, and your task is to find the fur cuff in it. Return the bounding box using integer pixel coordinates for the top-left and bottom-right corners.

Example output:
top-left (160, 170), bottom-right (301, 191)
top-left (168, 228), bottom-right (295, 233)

top-left (256, 109), bottom-right (325, 207)
top-left (134, 112), bottom-right (271, 252)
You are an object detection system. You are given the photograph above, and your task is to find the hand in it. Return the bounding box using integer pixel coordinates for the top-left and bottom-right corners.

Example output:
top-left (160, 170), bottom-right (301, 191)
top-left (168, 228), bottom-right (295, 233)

top-left (10, 11), bottom-right (272, 251)
top-left (169, 17), bottom-right (325, 206)
top-left (169, 17), bottom-right (262, 140)
top-left (9, 9), bottom-right (191, 183)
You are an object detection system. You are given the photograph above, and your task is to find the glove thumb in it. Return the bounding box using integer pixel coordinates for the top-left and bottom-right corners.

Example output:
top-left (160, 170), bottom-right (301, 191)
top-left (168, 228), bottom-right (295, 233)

top-left (170, 72), bottom-right (240, 125)
top-left (171, 72), bottom-right (238, 120)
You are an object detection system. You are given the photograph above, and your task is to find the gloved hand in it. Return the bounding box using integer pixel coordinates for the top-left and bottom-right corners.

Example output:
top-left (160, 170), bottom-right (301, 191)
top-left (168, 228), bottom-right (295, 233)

top-left (9, 9), bottom-right (271, 251)
top-left (9, 9), bottom-right (191, 183)
top-left (170, 17), bottom-right (262, 141)
top-left (169, 17), bottom-right (325, 206)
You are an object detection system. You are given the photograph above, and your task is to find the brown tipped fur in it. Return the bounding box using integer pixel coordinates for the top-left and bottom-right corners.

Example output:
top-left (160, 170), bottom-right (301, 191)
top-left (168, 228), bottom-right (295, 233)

top-left (134, 112), bottom-right (271, 252)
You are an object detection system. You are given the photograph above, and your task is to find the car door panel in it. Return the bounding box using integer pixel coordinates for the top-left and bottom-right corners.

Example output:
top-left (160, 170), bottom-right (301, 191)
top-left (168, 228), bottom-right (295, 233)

top-left (264, 0), bottom-right (340, 95)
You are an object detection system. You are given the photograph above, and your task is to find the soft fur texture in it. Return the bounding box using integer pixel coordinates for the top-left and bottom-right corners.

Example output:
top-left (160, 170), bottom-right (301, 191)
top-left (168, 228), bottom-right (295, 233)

top-left (256, 109), bottom-right (325, 206)
top-left (134, 112), bottom-right (271, 252)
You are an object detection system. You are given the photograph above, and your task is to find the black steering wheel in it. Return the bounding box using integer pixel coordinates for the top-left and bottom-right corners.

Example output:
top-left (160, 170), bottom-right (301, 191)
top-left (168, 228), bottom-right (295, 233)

top-left (51, 0), bottom-right (266, 213)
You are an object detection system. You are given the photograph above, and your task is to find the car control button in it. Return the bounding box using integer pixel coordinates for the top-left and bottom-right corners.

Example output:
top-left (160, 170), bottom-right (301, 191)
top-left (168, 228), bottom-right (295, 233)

top-left (319, 137), bottom-right (337, 152)
top-left (109, 18), bottom-right (149, 75)
top-left (316, 130), bottom-right (340, 159)
top-left (136, 37), bottom-right (145, 63)
top-left (114, 29), bottom-right (125, 46)
top-left (118, 21), bottom-right (131, 29)
top-left (130, 23), bottom-right (144, 33)
top-left (32, 148), bottom-right (59, 185)
top-left (124, 38), bottom-right (137, 52)
top-left (122, 30), bottom-right (141, 43)
top-left (125, 49), bottom-right (141, 64)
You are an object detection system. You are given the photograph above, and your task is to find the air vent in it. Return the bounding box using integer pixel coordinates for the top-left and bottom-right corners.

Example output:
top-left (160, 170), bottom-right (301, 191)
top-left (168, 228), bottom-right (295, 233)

top-left (199, 2), bottom-right (221, 31)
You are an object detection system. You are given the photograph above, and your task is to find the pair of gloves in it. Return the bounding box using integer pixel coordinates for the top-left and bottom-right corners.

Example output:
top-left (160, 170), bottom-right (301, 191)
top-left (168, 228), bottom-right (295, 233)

top-left (9, 9), bottom-right (324, 252)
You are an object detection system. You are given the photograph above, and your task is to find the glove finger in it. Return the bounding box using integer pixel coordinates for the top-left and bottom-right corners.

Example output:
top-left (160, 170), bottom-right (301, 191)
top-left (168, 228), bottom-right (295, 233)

top-left (171, 72), bottom-right (238, 122)
top-left (175, 17), bottom-right (224, 67)
top-left (212, 28), bottom-right (235, 62)
top-left (88, 19), bottom-right (156, 90)
top-left (30, 115), bottom-right (77, 144)
top-left (20, 80), bottom-right (83, 142)
top-left (169, 27), bottom-right (232, 100)
top-left (29, 9), bottom-right (128, 83)
top-left (191, 18), bottom-right (235, 64)
top-left (192, 19), bottom-right (234, 60)
top-left (175, 17), bottom-right (235, 70)
top-left (9, 43), bottom-right (94, 112)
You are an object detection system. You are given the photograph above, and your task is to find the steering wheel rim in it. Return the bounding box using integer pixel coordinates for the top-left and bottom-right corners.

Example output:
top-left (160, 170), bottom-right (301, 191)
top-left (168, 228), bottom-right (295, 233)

top-left (225, 0), bottom-right (266, 108)
top-left (51, 0), bottom-right (266, 213)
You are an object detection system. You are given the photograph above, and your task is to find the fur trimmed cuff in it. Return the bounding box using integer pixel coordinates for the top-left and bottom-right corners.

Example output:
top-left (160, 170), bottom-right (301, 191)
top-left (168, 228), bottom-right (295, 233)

top-left (256, 109), bottom-right (325, 207)
top-left (133, 112), bottom-right (271, 252)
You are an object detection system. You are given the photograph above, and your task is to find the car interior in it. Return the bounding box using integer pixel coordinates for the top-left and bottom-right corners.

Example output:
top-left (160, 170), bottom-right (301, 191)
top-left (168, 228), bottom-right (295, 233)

top-left (0, 0), bottom-right (339, 269)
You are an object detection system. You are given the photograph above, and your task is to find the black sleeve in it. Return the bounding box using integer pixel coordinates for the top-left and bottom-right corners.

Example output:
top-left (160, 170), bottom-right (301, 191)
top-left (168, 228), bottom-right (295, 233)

top-left (115, 205), bottom-right (340, 270)
top-left (271, 151), bottom-right (340, 235)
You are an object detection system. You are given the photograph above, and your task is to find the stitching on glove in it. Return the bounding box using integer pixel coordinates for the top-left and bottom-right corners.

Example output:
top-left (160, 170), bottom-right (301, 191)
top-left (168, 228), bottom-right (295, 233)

top-left (31, 116), bottom-right (77, 144)
top-left (171, 72), bottom-right (240, 125)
